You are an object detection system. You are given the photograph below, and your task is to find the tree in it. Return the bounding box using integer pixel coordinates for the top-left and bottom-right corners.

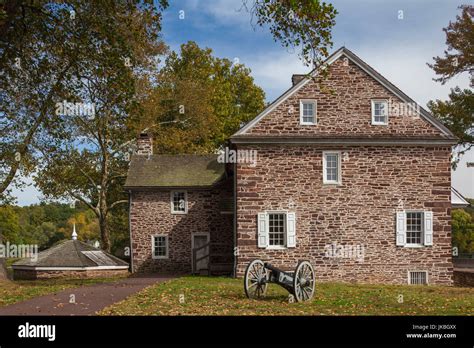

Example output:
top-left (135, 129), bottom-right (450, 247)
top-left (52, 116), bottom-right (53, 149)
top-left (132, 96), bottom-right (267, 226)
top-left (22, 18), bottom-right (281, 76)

top-left (243, 0), bottom-right (338, 66)
top-left (0, 1), bottom-right (170, 203)
top-left (452, 209), bottom-right (474, 254)
top-left (428, 5), bottom-right (474, 159)
top-left (141, 41), bottom-right (266, 153)
top-left (34, 1), bottom-right (168, 252)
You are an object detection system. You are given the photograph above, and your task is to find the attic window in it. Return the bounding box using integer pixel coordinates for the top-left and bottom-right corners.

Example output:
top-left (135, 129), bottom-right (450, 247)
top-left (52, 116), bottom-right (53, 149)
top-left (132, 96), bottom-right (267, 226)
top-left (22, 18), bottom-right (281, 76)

top-left (300, 100), bottom-right (317, 125)
top-left (371, 100), bottom-right (388, 125)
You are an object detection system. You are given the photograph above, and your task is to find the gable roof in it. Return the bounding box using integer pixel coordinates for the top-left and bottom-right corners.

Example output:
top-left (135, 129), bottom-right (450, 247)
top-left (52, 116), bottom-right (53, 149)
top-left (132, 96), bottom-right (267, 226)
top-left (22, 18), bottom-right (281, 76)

top-left (12, 240), bottom-right (128, 269)
top-left (452, 187), bottom-right (470, 208)
top-left (232, 47), bottom-right (456, 142)
top-left (124, 154), bottom-right (225, 189)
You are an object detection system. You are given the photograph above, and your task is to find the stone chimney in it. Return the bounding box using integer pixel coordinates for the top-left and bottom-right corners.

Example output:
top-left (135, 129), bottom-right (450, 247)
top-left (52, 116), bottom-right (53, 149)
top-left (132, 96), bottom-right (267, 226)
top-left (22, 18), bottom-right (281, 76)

top-left (291, 74), bottom-right (306, 86)
top-left (136, 132), bottom-right (153, 156)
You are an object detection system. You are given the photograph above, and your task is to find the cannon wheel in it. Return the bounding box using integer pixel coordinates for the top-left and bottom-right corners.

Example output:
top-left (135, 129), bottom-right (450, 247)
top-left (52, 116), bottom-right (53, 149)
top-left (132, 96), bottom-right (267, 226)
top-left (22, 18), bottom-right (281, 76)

top-left (293, 261), bottom-right (315, 302)
top-left (244, 259), bottom-right (268, 299)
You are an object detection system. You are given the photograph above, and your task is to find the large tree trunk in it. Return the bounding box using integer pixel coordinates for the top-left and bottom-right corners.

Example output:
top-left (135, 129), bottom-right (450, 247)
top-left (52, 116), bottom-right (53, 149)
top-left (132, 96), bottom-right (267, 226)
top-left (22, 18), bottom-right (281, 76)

top-left (0, 234), bottom-right (9, 281)
top-left (99, 215), bottom-right (111, 252)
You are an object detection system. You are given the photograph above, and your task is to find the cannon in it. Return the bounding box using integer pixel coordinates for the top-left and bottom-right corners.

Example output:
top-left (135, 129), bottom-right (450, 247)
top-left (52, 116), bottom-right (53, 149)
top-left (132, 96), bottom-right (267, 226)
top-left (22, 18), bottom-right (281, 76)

top-left (244, 259), bottom-right (315, 302)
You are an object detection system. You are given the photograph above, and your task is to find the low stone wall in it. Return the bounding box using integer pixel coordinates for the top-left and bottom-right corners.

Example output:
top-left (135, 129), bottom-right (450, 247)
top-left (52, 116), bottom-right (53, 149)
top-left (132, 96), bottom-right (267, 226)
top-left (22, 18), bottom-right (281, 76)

top-left (13, 268), bottom-right (129, 280)
top-left (453, 269), bottom-right (474, 287)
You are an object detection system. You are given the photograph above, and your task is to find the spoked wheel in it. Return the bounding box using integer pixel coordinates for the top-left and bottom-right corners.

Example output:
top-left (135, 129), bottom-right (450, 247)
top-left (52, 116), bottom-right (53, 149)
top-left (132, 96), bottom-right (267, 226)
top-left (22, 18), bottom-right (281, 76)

top-left (244, 259), bottom-right (268, 299)
top-left (293, 260), bottom-right (315, 302)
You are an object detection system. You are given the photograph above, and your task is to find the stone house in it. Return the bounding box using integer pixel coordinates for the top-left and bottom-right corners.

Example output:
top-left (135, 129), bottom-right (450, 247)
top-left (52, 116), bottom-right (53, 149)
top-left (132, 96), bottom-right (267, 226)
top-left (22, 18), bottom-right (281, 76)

top-left (125, 47), bottom-right (458, 285)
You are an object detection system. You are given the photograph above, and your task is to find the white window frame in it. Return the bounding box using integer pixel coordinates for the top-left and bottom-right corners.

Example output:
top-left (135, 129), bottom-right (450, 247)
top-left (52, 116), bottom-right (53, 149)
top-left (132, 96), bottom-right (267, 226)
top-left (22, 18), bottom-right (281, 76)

top-left (266, 211), bottom-right (287, 249)
top-left (371, 99), bottom-right (389, 125)
top-left (152, 234), bottom-right (169, 259)
top-left (322, 151), bottom-right (342, 185)
top-left (405, 211), bottom-right (424, 247)
top-left (299, 99), bottom-right (317, 125)
top-left (170, 190), bottom-right (188, 214)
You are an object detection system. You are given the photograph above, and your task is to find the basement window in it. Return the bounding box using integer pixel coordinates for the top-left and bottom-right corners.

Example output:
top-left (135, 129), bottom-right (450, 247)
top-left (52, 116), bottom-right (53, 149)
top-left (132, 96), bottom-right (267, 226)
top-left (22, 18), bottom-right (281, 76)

top-left (409, 271), bottom-right (428, 285)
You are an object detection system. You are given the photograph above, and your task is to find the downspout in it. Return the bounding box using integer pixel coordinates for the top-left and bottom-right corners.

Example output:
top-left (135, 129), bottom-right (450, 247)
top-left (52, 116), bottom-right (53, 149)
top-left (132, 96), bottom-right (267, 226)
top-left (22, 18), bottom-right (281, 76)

top-left (232, 161), bottom-right (237, 278)
top-left (128, 190), bottom-right (133, 273)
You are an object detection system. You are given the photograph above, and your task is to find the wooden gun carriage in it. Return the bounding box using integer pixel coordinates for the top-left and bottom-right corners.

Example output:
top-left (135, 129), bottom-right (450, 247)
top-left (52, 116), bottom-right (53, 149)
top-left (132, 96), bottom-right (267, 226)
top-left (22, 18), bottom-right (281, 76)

top-left (244, 259), bottom-right (315, 302)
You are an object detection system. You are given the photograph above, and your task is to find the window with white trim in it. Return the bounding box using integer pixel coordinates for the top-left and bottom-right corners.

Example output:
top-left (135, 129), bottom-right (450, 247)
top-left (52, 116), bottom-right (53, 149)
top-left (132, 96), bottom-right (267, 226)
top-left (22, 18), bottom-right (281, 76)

top-left (268, 213), bottom-right (286, 247)
top-left (299, 100), bottom-right (317, 125)
top-left (171, 191), bottom-right (187, 214)
top-left (152, 235), bottom-right (168, 259)
top-left (323, 151), bottom-right (341, 184)
top-left (406, 212), bottom-right (423, 245)
top-left (371, 100), bottom-right (388, 125)
top-left (257, 212), bottom-right (296, 249)
top-left (396, 211), bottom-right (433, 247)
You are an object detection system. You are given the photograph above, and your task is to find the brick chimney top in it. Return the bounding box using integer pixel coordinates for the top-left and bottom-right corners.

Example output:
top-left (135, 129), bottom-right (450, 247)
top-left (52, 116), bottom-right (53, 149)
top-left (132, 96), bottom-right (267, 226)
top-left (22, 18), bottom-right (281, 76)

top-left (136, 132), bottom-right (153, 156)
top-left (291, 74), bottom-right (306, 86)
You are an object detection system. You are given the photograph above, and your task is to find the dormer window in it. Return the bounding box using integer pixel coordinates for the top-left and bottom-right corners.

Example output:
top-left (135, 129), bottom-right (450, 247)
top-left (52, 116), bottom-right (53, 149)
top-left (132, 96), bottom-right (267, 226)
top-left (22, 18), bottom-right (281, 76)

top-left (371, 99), bottom-right (388, 125)
top-left (299, 99), bottom-right (317, 125)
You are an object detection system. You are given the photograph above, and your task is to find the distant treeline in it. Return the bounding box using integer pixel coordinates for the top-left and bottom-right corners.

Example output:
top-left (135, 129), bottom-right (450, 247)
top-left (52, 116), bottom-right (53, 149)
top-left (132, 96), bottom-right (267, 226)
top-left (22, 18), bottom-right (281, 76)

top-left (0, 202), bottom-right (128, 255)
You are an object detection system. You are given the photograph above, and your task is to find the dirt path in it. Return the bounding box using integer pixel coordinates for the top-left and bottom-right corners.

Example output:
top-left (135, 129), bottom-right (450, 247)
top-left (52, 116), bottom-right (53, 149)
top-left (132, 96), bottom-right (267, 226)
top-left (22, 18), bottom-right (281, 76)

top-left (0, 274), bottom-right (173, 315)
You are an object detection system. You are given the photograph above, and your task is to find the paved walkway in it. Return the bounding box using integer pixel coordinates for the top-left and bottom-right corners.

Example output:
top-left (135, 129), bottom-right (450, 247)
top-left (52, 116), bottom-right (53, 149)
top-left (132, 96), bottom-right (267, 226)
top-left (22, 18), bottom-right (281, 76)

top-left (0, 274), bottom-right (173, 315)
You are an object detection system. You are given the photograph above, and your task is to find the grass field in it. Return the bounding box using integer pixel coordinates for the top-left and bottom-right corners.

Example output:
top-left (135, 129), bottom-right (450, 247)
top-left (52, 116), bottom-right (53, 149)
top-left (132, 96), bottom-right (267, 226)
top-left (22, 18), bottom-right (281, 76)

top-left (98, 276), bottom-right (474, 316)
top-left (0, 277), bottom-right (125, 308)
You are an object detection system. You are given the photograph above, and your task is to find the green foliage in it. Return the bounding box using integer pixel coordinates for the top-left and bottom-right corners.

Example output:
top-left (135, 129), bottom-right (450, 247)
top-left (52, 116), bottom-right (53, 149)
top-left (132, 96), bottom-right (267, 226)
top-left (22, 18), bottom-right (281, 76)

top-left (0, 203), bottom-right (127, 252)
top-left (428, 5), bottom-right (474, 87)
top-left (141, 41), bottom-right (266, 153)
top-left (245, 0), bottom-right (338, 66)
top-left (452, 208), bottom-right (474, 254)
top-left (428, 5), bottom-right (474, 159)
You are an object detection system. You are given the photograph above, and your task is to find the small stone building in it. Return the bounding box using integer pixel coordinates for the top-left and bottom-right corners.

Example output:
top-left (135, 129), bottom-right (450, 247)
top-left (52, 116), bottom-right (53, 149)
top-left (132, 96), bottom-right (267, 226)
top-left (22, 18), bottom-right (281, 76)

top-left (12, 235), bottom-right (129, 280)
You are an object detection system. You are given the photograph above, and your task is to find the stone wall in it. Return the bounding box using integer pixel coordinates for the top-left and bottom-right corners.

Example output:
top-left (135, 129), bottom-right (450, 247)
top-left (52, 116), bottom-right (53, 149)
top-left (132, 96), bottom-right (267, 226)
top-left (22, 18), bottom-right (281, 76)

top-left (130, 179), bottom-right (234, 274)
top-left (246, 56), bottom-right (444, 137)
top-left (453, 270), bottom-right (474, 287)
top-left (235, 145), bottom-right (453, 285)
top-left (13, 268), bottom-right (129, 280)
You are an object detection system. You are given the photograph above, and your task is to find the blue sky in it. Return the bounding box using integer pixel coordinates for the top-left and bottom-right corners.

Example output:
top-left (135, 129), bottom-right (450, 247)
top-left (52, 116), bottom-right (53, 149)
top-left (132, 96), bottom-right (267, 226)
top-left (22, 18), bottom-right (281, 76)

top-left (13, 0), bottom-right (472, 205)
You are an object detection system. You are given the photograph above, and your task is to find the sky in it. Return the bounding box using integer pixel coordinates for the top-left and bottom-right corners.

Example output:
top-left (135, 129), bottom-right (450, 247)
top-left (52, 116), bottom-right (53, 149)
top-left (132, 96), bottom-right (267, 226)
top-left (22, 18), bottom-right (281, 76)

top-left (12, 0), bottom-right (473, 205)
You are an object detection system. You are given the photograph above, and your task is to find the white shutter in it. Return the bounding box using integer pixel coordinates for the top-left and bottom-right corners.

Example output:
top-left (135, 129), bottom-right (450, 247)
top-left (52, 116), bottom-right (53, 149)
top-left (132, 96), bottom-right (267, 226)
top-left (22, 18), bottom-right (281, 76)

top-left (424, 211), bottom-right (433, 246)
top-left (396, 212), bottom-right (406, 246)
top-left (257, 213), bottom-right (268, 248)
top-left (286, 212), bottom-right (296, 248)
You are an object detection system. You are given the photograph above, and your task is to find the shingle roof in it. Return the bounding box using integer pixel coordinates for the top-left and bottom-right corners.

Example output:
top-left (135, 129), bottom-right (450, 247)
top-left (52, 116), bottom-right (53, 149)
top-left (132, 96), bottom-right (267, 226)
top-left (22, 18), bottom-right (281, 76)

top-left (12, 240), bottom-right (129, 268)
top-left (124, 154), bottom-right (225, 189)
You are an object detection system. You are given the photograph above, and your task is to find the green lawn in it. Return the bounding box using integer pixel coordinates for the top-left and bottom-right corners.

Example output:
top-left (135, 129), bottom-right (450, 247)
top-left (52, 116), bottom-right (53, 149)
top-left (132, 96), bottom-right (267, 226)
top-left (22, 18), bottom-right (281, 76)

top-left (99, 276), bottom-right (474, 316)
top-left (0, 277), bottom-right (126, 308)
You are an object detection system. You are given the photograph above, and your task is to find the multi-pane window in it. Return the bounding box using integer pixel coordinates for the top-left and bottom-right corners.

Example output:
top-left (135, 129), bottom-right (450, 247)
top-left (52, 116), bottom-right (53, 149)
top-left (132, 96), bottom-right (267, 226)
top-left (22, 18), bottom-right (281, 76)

top-left (268, 213), bottom-right (286, 247)
top-left (152, 235), bottom-right (168, 259)
top-left (323, 152), bottom-right (341, 184)
top-left (371, 100), bottom-right (388, 125)
top-left (171, 191), bottom-right (187, 214)
top-left (300, 100), bottom-right (316, 125)
top-left (406, 212), bottom-right (424, 245)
